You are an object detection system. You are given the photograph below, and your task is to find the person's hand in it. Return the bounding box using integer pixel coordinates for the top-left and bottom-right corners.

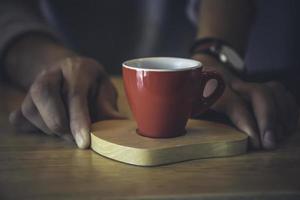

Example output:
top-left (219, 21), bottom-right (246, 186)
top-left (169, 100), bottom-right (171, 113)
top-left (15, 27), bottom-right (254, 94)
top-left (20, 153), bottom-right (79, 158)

top-left (193, 54), bottom-right (299, 150)
top-left (9, 56), bottom-right (124, 149)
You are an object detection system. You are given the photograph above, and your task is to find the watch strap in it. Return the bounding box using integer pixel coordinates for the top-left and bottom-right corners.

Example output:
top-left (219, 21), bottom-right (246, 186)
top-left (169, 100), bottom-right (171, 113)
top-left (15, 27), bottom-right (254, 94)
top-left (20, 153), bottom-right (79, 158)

top-left (190, 37), bottom-right (244, 74)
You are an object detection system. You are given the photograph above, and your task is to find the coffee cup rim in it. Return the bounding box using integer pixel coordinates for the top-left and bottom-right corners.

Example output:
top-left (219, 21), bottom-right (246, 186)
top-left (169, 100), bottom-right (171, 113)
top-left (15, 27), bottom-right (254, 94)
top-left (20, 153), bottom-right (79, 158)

top-left (122, 57), bottom-right (202, 72)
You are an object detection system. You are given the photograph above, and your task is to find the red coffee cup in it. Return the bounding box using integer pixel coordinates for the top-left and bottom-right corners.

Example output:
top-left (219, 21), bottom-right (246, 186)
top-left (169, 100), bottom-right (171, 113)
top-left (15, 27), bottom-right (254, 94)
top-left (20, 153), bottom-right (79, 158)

top-left (123, 57), bottom-right (225, 138)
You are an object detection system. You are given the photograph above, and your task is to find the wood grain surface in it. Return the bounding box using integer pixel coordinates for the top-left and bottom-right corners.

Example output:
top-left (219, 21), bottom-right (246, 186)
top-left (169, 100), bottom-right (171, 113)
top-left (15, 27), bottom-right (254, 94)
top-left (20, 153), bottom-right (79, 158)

top-left (0, 77), bottom-right (300, 200)
top-left (91, 119), bottom-right (247, 166)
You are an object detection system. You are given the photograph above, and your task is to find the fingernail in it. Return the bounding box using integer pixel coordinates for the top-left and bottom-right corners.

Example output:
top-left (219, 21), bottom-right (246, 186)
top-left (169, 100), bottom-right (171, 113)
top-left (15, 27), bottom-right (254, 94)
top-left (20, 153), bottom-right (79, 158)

top-left (263, 130), bottom-right (277, 150)
top-left (75, 128), bottom-right (90, 149)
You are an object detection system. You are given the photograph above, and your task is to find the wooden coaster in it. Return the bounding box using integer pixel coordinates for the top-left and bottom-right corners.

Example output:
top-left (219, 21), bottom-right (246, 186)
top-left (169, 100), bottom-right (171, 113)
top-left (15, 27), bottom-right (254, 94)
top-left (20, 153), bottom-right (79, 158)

top-left (91, 119), bottom-right (248, 166)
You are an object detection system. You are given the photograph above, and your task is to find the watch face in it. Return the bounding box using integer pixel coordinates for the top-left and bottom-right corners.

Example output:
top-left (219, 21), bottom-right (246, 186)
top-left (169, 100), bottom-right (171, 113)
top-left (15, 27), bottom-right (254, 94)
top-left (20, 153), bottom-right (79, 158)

top-left (219, 53), bottom-right (228, 63)
top-left (221, 46), bottom-right (244, 72)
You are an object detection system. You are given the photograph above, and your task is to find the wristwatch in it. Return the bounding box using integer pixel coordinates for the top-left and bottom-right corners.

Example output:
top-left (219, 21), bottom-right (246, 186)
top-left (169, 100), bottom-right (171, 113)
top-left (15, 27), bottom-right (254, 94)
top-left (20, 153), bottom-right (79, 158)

top-left (190, 38), bottom-right (245, 74)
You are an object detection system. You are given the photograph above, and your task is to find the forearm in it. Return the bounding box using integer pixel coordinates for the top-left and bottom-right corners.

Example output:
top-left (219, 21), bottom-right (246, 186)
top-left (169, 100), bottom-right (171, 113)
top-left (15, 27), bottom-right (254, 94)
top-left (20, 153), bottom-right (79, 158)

top-left (4, 34), bottom-right (76, 89)
top-left (197, 0), bottom-right (254, 56)
top-left (0, 0), bottom-right (71, 89)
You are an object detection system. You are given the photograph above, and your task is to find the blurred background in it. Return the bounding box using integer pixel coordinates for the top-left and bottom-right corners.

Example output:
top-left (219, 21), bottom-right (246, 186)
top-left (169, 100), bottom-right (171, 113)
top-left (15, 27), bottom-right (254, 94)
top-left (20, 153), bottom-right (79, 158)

top-left (43, 0), bottom-right (197, 74)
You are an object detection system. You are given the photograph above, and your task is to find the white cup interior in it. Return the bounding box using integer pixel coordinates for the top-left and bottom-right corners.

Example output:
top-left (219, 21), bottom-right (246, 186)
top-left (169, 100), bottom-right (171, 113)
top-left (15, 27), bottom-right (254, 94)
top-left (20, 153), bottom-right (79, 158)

top-left (123, 57), bottom-right (201, 72)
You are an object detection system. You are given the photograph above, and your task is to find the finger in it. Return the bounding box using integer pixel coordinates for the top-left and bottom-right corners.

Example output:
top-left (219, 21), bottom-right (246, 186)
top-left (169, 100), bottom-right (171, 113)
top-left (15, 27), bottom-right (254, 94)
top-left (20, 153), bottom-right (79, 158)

top-left (9, 109), bottom-right (39, 132)
top-left (67, 92), bottom-right (91, 149)
top-left (30, 69), bottom-right (69, 135)
top-left (21, 94), bottom-right (54, 135)
top-left (264, 82), bottom-right (288, 141)
top-left (212, 88), bottom-right (261, 149)
top-left (10, 101), bottom-right (74, 141)
top-left (61, 57), bottom-right (111, 148)
top-left (266, 82), bottom-right (291, 134)
top-left (93, 79), bottom-right (126, 121)
top-left (243, 85), bottom-right (278, 150)
top-left (96, 97), bottom-right (126, 120)
top-left (11, 109), bottom-right (74, 142)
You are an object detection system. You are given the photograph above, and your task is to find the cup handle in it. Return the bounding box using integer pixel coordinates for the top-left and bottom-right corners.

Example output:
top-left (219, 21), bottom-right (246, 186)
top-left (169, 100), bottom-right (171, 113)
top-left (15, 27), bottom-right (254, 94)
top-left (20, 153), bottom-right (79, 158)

top-left (191, 71), bottom-right (225, 117)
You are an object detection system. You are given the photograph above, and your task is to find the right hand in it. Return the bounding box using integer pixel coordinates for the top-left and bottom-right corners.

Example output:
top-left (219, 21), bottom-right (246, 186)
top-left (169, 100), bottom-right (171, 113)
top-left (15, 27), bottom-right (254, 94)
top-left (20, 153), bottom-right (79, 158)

top-left (9, 56), bottom-right (124, 149)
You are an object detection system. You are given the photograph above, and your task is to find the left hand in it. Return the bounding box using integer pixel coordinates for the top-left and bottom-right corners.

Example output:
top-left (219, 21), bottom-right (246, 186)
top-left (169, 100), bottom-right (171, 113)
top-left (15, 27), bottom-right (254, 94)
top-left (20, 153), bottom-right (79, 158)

top-left (193, 54), bottom-right (299, 150)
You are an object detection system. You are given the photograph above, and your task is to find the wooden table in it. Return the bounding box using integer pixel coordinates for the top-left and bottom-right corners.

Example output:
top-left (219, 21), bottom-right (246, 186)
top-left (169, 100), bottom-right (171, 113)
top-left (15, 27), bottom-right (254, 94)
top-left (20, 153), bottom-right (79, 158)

top-left (0, 78), bottom-right (300, 200)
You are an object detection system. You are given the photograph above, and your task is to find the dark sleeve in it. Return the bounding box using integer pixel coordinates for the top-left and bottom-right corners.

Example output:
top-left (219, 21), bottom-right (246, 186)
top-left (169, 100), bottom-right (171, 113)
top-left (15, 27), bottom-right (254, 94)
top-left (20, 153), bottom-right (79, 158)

top-left (0, 0), bottom-right (61, 62)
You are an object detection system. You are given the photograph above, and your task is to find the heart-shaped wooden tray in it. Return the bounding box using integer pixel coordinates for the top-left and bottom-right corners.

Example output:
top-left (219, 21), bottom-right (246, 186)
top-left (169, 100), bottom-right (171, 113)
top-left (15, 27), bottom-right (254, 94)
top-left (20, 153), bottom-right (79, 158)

top-left (91, 119), bottom-right (248, 166)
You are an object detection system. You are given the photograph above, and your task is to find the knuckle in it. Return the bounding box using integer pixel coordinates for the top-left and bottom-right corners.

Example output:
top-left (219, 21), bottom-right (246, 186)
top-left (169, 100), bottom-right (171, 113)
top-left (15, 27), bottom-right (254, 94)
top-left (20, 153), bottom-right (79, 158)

top-left (30, 78), bottom-right (54, 97)
top-left (64, 59), bottom-right (82, 72)
top-left (21, 103), bottom-right (35, 120)
top-left (61, 57), bottom-right (105, 77)
top-left (37, 69), bottom-right (49, 78)
top-left (61, 57), bottom-right (88, 73)
top-left (29, 82), bottom-right (43, 95)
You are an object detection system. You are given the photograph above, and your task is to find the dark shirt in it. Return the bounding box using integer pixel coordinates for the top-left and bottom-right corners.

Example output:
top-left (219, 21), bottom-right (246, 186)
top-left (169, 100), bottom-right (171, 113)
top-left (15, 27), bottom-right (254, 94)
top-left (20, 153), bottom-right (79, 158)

top-left (244, 0), bottom-right (300, 99)
top-left (43, 0), bottom-right (196, 74)
top-left (246, 0), bottom-right (300, 75)
top-left (0, 0), bottom-right (299, 97)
